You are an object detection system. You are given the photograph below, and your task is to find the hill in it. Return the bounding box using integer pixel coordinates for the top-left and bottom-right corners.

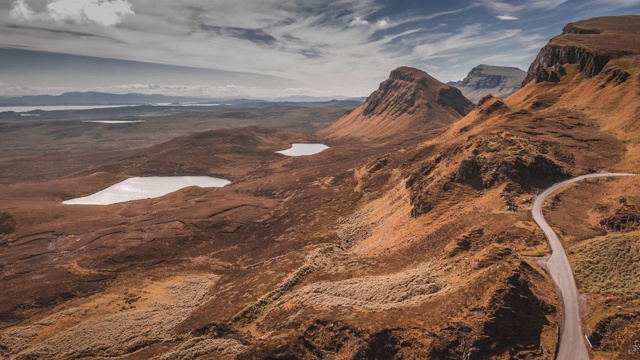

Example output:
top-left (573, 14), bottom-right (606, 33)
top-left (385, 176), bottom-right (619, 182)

top-left (322, 66), bottom-right (474, 140)
top-left (448, 64), bottom-right (526, 103)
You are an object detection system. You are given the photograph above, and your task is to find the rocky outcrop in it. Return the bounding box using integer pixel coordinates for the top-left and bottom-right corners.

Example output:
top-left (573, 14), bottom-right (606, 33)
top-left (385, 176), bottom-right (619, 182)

top-left (588, 313), bottom-right (639, 351)
top-left (523, 18), bottom-right (637, 85)
top-left (449, 65), bottom-right (526, 103)
top-left (0, 212), bottom-right (16, 235)
top-left (599, 206), bottom-right (640, 231)
top-left (476, 95), bottom-right (508, 116)
top-left (436, 87), bottom-right (471, 116)
top-left (428, 263), bottom-right (555, 359)
top-left (407, 142), bottom-right (569, 217)
top-left (523, 45), bottom-right (620, 84)
top-left (362, 68), bottom-right (424, 117)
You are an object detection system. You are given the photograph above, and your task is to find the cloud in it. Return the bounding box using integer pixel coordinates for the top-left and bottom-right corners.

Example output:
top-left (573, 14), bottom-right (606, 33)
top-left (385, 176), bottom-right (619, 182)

top-left (9, 0), bottom-right (35, 21)
top-left (376, 17), bottom-right (390, 29)
top-left (478, 0), bottom-right (569, 14)
top-left (349, 16), bottom-right (369, 26)
top-left (198, 25), bottom-right (278, 46)
top-left (9, 0), bottom-right (134, 27)
top-left (3, 0), bottom-right (640, 98)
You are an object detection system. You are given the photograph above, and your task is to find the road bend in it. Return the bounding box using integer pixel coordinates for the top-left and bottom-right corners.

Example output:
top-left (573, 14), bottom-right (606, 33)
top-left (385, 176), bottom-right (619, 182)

top-left (532, 173), bottom-right (636, 360)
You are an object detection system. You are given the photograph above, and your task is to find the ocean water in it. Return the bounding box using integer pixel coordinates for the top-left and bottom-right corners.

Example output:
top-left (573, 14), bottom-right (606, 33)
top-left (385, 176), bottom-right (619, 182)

top-left (276, 144), bottom-right (329, 156)
top-left (63, 176), bottom-right (231, 205)
top-left (0, 105), bottom-right (135, 113)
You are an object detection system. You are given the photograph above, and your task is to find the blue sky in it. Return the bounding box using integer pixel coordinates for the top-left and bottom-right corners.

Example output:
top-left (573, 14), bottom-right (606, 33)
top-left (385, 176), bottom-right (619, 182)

top-left (1, 0), bottom-right (639, 98)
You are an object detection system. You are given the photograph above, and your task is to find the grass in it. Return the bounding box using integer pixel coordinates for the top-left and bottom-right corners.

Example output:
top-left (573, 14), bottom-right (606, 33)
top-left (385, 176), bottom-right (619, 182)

top-left (572, 232), bottom-right (640, 297)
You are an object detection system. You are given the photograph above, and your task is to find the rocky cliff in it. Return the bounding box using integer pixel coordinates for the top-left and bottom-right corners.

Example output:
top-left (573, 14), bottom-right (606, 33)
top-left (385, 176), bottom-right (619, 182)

top-left (323, 67), bottom-right (474, 139)
top-left (523, 15), bottom-right (640, 85)
top-left (449, 64), bottom-right (526, 103)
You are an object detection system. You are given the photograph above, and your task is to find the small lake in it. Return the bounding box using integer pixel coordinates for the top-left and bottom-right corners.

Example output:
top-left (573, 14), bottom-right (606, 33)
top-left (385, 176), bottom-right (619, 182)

top-left (276, 144), bottom-right (329, 156)
top-left (63, 176), bottom-right (231, 205)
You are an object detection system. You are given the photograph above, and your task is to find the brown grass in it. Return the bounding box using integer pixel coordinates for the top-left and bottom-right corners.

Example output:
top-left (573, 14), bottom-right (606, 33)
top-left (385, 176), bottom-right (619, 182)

top-left (0, 274), bottom-right (218, 359)
top-left (572, 232), bottom-right (640, 298)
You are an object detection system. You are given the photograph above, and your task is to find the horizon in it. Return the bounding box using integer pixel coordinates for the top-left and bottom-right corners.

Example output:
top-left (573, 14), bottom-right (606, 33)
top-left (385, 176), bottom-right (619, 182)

top-left (1, 0), bottom-right (640, 99)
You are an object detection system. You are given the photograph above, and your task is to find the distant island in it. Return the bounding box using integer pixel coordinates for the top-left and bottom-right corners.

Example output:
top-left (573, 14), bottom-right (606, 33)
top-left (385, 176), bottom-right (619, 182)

top-left (0, 91), bottom-right (367, 108)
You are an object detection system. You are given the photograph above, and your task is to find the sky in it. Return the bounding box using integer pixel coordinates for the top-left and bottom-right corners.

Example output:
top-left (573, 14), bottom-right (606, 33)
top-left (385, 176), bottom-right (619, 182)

top-left (0, 0), bottom-right (639, 99)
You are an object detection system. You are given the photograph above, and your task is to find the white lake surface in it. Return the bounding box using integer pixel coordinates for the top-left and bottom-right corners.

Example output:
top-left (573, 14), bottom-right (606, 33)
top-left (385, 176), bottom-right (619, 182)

top-left (83, 120), bottom-right (146, 124)
top-left (1, 105), bottom-right (135, 113)
top-left (276, 144), bottom-right (329, 156)
top-left (63, 176), bottom-right (231, 205)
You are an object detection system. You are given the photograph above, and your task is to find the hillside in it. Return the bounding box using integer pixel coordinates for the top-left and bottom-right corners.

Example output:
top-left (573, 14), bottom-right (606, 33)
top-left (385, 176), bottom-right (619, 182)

top-left (322, 66), bottom-right (474, 140)
top-left (448, 64), bottom-right (526, 103)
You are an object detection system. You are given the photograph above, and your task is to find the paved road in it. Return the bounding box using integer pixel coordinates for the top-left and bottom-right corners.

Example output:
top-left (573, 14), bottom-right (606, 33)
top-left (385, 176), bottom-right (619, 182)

top-left (532, 173), bottom-right (636, 360)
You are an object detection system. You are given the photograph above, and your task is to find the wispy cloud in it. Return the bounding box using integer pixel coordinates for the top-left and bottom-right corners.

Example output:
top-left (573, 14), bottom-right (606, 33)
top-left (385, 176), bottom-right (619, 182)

top-left (496, 15), bottom-right (519, 20)
top-left (10, 0), bottom-right (134, 27)
top-left (478, 0), bottom-right (569, 13)
top-left (198, 25), bottom-right (278, 46)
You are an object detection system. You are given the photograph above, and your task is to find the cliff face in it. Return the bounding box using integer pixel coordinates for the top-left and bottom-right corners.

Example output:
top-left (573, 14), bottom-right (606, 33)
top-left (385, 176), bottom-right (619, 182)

top-left (323, 67), bottom-right (474, 139)
top-left (449, 64), bottom-right (526, 103)
top-left (522, 44), bottom-right (624, 85)
top-left (523, 16), bottom-right (640, 85)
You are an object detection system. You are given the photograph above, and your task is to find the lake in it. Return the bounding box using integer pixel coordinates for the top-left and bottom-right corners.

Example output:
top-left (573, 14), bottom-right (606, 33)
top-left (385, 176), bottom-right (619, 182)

top-left (276, 144), bottom-right (329, 156)
top-left (63, 176), bottom-right (231, 205)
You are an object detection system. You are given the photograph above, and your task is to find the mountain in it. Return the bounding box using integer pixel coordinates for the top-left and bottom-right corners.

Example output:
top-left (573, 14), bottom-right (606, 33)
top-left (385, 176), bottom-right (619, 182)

top-left (264, 95), bottom-right (366, 103)
top-left (0, 92), bottom-right (211, 107)
top-left (448, 64), bottom-right (526, 103)
top-left (322, 66), bottom-right (474, 139)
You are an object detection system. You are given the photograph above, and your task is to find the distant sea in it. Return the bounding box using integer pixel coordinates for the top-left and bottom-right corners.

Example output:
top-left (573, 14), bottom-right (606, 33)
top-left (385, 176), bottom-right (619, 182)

top-left (0, 105), bottom-right (135, 113)
top-left (0, 103), bottom-right (221, 114)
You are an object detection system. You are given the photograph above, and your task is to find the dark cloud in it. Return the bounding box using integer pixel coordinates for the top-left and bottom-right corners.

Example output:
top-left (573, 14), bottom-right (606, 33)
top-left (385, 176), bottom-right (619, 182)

top-left (198, 24), bottom-right (277, 46)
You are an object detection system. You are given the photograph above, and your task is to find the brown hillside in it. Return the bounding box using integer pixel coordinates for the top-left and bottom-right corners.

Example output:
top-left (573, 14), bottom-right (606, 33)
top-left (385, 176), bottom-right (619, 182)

top-left (322, 66), bottom-right (474, 140)
top-left (516, 15), bottom-right (640, 170)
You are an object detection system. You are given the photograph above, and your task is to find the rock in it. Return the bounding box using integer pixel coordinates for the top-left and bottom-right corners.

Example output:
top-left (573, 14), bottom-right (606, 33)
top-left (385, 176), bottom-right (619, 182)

top-left (0, 212), bottom-right (16, 235)
top-left (523, 45), bottom-right (615, 84)
top-left (522, 18), bottom-right (638, 86)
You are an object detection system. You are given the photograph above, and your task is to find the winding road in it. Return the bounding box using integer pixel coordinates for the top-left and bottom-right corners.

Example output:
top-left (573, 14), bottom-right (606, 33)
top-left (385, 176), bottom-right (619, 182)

top-left (532, 173), bottom-right (637, 360)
